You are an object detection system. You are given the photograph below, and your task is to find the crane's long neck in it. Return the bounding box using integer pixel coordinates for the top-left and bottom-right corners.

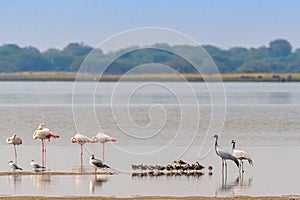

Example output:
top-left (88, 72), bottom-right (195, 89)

top-left (214, 137), bottom-right (219, 153)
top-left (232, 141), bottom-right (236, 150)
top-left (214, 137), bottom-right (218, 146)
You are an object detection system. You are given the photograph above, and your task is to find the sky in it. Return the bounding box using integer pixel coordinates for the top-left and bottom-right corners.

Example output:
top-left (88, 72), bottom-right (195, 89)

top-left (1, 0), bottom-right (300, 51)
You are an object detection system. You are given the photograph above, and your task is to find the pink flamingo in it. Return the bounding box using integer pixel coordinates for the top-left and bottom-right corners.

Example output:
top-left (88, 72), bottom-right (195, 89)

top-left (6, 134), bottom-right (22, 164)
top-left (71, 133), bottom-right (94, 167)
top-left (92, 132), bottom-right (116, 162)
top-left (33, 123), bottom-right (59, 168)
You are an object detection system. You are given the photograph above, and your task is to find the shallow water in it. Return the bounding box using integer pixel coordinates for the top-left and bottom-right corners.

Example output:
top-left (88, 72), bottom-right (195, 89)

top-left (0, 145), bottom-right (299, 197)
top-left (0, 82), bottom-right (299, 197)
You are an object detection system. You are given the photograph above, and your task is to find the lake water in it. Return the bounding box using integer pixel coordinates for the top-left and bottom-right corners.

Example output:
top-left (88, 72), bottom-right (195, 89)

top-left (0, 81), bottom-right (299, 197)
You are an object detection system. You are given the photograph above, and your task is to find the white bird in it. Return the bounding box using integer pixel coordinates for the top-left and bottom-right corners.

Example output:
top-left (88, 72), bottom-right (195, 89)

top-left (30, 160), bottom-right (45, 171)
top-left (231, 140), bottom-right (253, 173)
top-left (213, 135), bottom-right (239, 173)
top-left (92, 132), bottom-right (116, 162)
top-left (71, 133), bottom-right (95, 166)
top-left (8, 161), bottom-right (23, 171)
top-left (33, 123), bottom-right (59, 168)
top-left (89, 155), bottom-right (110, 173)
top-left (6, 134), bottom-right (22, 164)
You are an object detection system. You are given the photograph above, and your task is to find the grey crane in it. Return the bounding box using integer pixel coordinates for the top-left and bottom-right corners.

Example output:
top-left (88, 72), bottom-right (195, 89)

top-left (231, 140), bottom-right (253, 173)
top-left (213, 135), bottom-right (239, 174)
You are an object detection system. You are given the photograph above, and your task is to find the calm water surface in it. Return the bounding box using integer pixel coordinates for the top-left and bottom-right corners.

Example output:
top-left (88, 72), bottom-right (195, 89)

top-left (0, 82), bottom-right (299, 197)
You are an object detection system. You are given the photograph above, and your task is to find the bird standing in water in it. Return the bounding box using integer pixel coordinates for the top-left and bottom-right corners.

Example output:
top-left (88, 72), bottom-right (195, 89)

top-left (33, 123), bottom-right (59, 168)
top-left (8, 161), bottom-right (23, 171)
top-left (89, 154), bottom-right (110, 173)
top-left (71, 133), bottom-right (95, 167)
top-left (213, 135), bottom-right (239, 175)
top-left (30, 160), bottom-right (45, 171)
top-left (231, 140), bottom-right (253, 173)
top-left (92, 132), bottom-right (116, 162)
top-left (6, 134), bottom-right (22, 164)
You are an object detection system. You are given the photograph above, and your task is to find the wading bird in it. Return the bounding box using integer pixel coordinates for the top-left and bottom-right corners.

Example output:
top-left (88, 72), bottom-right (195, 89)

top-left (33, 123), bottom-right (59, 168)
top-left (173, 160), bottom-right (187, 165)
top-left (92, 132), bottom-right (116, 162)
top-left (6, 134), bottom-right (22, 164)
top-left (231, 140), bottom-right (253, 173)
top-left (89, 155), bottom-right (110, 173)
top-left (30, 160), bottom-right (45, 171)
top-left (213, 135), bottom-right (239, 174)
top-left (71, 133), bottom-right (95, 166)
top-left (8, 161), bottom-right (22, 171)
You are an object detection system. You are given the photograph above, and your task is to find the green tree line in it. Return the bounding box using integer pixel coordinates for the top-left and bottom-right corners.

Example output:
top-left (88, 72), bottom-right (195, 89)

top-left (0, 39), bottom-right (299, 74)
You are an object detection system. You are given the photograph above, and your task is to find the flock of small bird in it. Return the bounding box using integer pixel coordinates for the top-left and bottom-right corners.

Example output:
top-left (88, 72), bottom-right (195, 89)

top-left (6, 123), bottom-right (115, 173)
top-left (132, 160), bottom-right (213, 177)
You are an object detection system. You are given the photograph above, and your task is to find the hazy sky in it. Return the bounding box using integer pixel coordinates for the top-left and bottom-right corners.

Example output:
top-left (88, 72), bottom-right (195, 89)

top-left (1, 0), bottom-right (299, 51)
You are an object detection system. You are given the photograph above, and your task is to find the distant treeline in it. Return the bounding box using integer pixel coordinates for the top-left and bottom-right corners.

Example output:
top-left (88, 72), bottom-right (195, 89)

top-left (0, 39), bottom-right (299, 74)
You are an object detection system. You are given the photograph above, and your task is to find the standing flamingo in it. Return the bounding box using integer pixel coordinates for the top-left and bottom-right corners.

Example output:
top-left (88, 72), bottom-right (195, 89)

top-left (92, 132), bottom-right (116, 162)
top-left (71, 133), bottom-right (95, 167)
top-left (6, 134), bottom-right (22, 164)
top-left (33, 123), bottom-right (59, 168)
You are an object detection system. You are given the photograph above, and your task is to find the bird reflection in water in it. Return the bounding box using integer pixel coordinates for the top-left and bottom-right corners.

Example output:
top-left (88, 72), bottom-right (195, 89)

top-left (7, 175), bottom-right (22, 191)
top-left (31, 174), bottom-right (51, 190)
top-left (90, 175), bottom-right (109, 194)
top-left (216, 174), bottom-right (253, 196)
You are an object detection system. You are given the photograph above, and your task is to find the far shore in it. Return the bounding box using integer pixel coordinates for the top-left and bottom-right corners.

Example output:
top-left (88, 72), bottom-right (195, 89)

top-left (0, 196), bottom-right (299, 200)
top-left (0, 72), bottom-right (299, 82)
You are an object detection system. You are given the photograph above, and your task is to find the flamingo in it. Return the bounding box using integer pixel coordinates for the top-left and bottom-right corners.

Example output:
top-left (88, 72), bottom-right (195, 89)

top-left (92, 132), bottom-right (116, 162)
top-left (71, 133), bottom-right (95, 167)
top-left (89, 155), bottom-right (110, 173)
top-left (213, 135), bottom-right (239, 175)
top-left (6, 134), bottom-right (22, 164)
top-left (231, 140), bottom-right (253, 173)
top-left (33, 123), bottom-right (59, 168)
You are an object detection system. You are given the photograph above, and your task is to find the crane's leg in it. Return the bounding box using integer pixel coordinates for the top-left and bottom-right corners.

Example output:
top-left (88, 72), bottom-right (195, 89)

top-left (221, 159), bottom-right (224, 174)
top-left (225, 160), bottom-right (228, 175)
top-left (14, 145), bottom-right (17, 164)
top-left (225, 160), bottom-right (228, 183)
top-left (242, 161), bottom-right (244, 173)
top-left (238, 160), bottom-right (241, 175)
top-left (102, 143), bottom-right (105, 162)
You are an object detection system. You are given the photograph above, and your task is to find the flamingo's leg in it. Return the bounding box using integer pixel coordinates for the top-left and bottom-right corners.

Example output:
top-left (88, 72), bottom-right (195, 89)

top-left (102, 143), bottom-right (105, 162)
top-left (42, 139), bottom-right (45, 168)
top-left (80, 144), bottom-right (83, 168)
top-left (14, 145), bottom-right (17, 164)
